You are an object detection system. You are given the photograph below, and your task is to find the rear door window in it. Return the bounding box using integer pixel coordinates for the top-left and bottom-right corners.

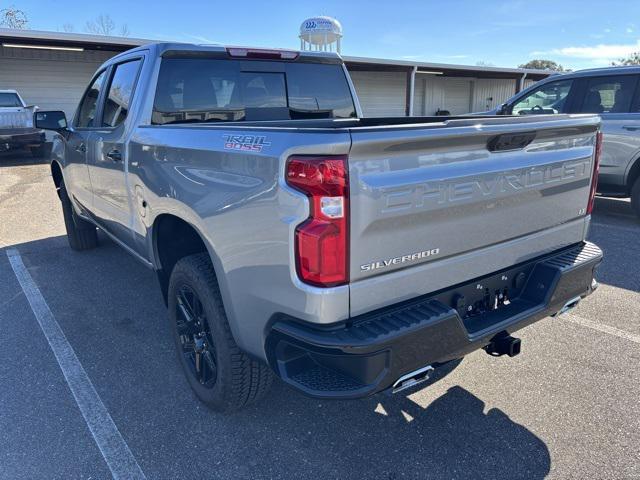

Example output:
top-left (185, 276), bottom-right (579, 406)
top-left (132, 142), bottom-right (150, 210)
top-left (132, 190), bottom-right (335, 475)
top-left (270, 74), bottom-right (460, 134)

top-left (101, 59), bottom-right (142, 127)
top-left (0, 93), bottom-right (22, 107)
top-left (152, 58), bottom-right (356, 124)
top-left (76, 70), bottom-right (107, 128)
top-left (577, 75), bottom-right (638, 114)
top-left (511, 79), bottom-right (573, 115)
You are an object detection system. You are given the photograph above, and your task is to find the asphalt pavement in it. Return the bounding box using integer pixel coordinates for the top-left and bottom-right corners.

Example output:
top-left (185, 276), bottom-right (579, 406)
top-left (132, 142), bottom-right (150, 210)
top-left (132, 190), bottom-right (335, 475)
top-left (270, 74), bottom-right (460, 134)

top-left (0, 152), bottom-right (638, 479)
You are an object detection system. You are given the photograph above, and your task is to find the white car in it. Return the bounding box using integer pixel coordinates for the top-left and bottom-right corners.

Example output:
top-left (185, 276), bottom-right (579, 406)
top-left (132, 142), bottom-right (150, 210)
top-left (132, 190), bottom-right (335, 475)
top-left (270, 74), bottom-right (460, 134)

top-left (0, 89), bottom-right (47, 156)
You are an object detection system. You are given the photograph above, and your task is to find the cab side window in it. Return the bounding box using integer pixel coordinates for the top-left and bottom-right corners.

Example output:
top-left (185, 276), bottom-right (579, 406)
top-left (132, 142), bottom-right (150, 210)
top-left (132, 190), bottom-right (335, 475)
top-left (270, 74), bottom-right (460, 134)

top-left (76, 70), bottom-right (106, 128)
top-left (101, 59), bottom-right (142, 128)
top-left (511, 79), bottom-right (573, 115)
top-left (578, 75), bottom-right (638, 114)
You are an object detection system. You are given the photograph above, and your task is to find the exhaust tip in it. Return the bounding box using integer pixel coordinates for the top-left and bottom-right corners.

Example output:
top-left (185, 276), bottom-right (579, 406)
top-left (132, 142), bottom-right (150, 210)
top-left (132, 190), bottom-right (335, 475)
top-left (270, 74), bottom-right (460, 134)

top-left (553, 296), bottom-right (582, 317)
top-left (391, 365), bottom-right (434, 394)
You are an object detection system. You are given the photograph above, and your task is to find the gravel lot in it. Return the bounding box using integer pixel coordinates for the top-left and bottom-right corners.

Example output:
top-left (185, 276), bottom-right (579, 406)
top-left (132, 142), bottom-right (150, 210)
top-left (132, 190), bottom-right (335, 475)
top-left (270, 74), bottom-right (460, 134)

top-left (1, 152), bottom-right (638, 480)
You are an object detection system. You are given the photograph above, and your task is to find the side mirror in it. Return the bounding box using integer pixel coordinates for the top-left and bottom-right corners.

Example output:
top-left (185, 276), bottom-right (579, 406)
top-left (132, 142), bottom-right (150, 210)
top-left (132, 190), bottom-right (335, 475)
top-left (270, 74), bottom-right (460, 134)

top-left (34, 111), bottom-right (68, 131)
top-left (498, 103), bottom-right (509, 115)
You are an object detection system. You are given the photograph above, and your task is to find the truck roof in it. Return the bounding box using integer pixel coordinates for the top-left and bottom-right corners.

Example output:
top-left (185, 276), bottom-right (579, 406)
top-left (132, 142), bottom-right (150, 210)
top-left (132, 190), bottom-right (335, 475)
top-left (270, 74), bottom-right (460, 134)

top-left (0, 89), bottom-right (19, 94)
top-left (107, 42), bottom-right (342, 65)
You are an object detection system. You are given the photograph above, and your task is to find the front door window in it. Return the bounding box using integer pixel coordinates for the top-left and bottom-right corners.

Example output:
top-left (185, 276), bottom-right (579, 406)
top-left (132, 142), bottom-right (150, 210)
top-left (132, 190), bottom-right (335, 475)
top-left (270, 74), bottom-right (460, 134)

top-left (512, 79), bottom-right (573, 115)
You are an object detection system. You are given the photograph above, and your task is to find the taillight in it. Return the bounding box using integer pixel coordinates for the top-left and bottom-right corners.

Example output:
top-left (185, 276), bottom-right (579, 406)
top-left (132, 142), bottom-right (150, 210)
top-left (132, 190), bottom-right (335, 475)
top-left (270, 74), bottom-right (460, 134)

top-left (286, 155), bottom-right (349, 287)
top-left (587, 131), bottom-right (603, 215)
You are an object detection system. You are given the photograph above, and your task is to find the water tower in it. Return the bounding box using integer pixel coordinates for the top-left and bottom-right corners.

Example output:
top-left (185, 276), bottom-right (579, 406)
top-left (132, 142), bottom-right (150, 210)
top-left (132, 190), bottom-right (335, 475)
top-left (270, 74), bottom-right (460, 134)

top-left (299, 16), bottom-right (342, 54)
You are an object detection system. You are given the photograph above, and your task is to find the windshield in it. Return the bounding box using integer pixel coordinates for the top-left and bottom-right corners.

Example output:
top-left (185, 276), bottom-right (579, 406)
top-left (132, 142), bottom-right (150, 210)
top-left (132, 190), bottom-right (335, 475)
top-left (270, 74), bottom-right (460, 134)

top-left (152, 58), bottom-right (357, 124)
top-left (511, 80), bottom-right (573, 115)
top-left (0, 92), bottom-right (22, 108)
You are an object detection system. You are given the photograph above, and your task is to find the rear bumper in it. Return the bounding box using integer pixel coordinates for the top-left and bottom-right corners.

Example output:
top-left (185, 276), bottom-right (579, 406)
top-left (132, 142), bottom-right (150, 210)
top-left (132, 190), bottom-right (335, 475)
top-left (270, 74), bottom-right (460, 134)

top-left (266, 241), bottom-right (602, 399)
top-left (0, 128), bottom-right (45, 151)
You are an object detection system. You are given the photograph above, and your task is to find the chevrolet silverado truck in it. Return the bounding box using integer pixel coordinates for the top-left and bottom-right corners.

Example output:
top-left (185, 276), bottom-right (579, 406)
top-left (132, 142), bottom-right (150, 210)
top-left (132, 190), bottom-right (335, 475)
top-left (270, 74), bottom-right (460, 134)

top-left (0, 89), bottom-right (47, 157)
top-left (36, 43), bottom-right (603, 412)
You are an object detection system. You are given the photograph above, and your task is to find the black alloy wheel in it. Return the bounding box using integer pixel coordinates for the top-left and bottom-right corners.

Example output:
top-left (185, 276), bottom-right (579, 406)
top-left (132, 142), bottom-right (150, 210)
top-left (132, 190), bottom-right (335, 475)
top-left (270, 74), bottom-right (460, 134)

top-left (175, 285), bottom-right (217, 388)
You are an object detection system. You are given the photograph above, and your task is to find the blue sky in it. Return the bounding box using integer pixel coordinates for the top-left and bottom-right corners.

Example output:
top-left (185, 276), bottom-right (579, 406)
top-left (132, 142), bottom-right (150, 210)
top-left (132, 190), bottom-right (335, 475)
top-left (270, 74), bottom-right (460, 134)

top-left (8, 0), bottom-right (640, 69)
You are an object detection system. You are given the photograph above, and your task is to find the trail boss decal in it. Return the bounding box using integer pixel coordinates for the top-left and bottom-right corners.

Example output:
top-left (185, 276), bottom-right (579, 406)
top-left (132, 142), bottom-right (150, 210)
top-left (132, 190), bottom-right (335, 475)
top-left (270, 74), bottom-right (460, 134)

top-left (360, 248), bottom-right (441, 272)
top-left (223, 135), bottom-right (271, 152)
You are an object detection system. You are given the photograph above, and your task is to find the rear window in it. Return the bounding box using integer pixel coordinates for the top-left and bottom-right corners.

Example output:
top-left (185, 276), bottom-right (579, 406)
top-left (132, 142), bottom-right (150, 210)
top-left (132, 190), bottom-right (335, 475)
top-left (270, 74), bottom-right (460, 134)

top-left (0, 92), bottom-right (22, 107)
top-left (152, 58), bottom-right (356, 124)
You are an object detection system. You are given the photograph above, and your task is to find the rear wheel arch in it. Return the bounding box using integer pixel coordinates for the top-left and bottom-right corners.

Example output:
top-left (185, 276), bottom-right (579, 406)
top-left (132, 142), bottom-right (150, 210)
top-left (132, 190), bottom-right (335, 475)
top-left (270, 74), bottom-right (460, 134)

top-left (151, 214), bottom-right (244, 353)
top-left (626, 155), bottom-right (640, 194)
top-left (51, 160), bottom-right (64, 192)
top-left (151, 214), bottom-right (221, 304)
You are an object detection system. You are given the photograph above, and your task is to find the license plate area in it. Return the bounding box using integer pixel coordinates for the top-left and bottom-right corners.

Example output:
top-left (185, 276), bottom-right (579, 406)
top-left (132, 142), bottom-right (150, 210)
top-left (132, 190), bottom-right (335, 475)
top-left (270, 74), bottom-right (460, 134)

top-left (428, 262), bottom-right (538, 335)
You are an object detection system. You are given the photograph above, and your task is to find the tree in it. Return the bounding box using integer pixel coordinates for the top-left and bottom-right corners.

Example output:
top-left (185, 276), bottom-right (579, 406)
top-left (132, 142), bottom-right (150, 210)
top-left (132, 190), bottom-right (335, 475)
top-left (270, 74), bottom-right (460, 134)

top-left (0, 6), bottom-right (28, 29)
top-left (85, 14), bottom-right (129, 37)
top-left (85, 14), bottom-right (115, 35)
top-left (518, 59), bottom-right (566, 71)
top-left (612, 52), bottom-right (640, 66)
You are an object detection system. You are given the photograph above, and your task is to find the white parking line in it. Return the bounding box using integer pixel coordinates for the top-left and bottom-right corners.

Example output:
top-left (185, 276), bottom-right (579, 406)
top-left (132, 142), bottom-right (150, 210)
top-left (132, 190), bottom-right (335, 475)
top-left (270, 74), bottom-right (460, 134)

top-left (6, 248), bottom-right (146, 480)
top-left (564, 313), bottom-right (640, 345)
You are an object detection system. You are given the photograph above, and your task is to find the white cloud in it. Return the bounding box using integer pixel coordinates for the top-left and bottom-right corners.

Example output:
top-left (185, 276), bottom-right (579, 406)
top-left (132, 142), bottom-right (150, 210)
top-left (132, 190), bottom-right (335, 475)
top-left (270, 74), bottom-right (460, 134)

top-left (532, 40), bottom-right (640, 61)
top-left (627, 27), bottom-right (635, 34)
top-left (182, 33), bottom-right (221, 45)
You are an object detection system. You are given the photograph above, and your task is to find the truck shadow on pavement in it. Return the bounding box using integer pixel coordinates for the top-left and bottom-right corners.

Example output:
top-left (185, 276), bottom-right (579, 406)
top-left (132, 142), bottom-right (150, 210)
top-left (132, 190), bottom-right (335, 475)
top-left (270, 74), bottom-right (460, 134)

top-left (244, 374), bottom-right (551, 479)
top-left (2, 233), bottom-right (551, 480)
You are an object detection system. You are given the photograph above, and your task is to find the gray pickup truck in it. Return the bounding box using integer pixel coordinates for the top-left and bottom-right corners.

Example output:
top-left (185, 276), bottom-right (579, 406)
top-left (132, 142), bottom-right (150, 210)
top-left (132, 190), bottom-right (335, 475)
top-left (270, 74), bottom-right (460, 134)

top-left (0, 89), bottom-right (47, 157)
top-left (36, 43), bottom-right (603, 412)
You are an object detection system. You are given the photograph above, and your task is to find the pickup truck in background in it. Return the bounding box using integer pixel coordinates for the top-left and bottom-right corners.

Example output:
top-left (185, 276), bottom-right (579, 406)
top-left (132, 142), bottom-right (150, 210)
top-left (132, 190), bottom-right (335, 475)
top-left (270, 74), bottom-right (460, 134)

top-left (0, 89), bottom-right (47, 157)
top-left (484, 66), bottom-right (640, 217)
top-left (36, 43), bottom-right (603, 412)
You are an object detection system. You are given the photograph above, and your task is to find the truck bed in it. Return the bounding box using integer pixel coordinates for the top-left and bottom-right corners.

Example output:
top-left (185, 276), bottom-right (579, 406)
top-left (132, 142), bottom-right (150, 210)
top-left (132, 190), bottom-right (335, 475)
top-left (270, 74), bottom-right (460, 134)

top-left (168, 113), bottom-right (591, 130)
top-left (132, 113), bottom-right (599, 353)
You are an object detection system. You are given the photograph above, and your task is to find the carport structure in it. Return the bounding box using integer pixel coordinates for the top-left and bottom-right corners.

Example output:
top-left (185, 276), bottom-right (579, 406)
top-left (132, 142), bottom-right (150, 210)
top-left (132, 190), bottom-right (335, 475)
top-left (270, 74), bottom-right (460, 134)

top-left (0, 27), bottom-right (554, 119)
top-left (345, 56), bottom-right (551, 116)
top-left (0, 29), bottom-right (141, 119)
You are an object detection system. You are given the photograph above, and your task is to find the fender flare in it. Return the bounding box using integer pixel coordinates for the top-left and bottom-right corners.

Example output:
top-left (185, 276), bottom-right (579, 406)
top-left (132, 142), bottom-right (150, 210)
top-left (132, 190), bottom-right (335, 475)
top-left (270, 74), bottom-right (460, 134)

top-left (148, 210), bottom-right (244, 348)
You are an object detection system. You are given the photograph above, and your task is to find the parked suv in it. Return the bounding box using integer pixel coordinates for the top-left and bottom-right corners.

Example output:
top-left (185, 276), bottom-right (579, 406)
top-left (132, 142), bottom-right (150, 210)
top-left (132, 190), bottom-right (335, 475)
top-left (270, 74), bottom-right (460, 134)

top-left (490, 66), bottom-right (640, 217)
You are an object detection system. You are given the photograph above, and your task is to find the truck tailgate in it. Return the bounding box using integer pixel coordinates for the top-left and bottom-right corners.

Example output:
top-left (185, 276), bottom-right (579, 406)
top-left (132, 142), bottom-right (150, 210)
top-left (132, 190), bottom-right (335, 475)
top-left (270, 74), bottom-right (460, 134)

top-left (347, 115), bottom-right (600, 315)
top-left (0, 108), bottom-right (33, 129)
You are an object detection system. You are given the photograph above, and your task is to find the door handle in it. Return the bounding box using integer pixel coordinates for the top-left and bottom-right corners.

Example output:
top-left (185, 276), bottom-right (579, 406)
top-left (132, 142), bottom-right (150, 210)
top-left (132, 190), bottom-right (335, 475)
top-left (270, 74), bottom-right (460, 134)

top-left (622, 125), bottom-right (640, 131)
top-left (75, 143), bottom-right (86, 153)
top-left (106, 149), bottom-right (122, 162)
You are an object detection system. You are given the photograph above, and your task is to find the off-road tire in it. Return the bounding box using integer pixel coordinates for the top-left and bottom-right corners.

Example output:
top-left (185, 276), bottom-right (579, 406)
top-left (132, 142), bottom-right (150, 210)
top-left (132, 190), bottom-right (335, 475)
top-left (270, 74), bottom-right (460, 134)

top-left (168, 253), bottom-right (273, 411)
top-left (631, 177), bottom-right (640, 218)
top-left (59, 182), bottom-right (98, 250)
